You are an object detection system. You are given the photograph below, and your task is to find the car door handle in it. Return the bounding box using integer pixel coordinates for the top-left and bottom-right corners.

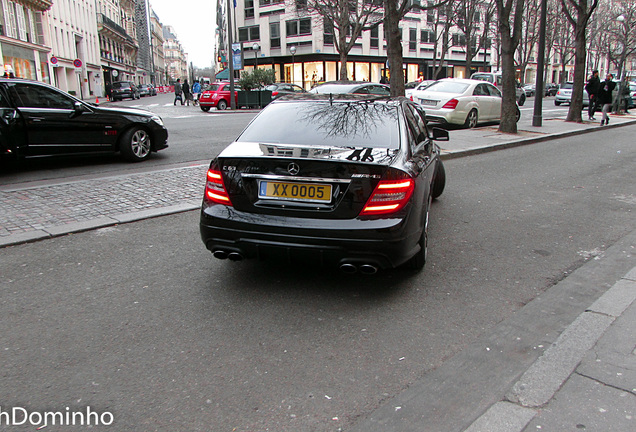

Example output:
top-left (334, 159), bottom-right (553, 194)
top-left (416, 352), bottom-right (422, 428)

top-left (30, 117), bottom-right (45, 122)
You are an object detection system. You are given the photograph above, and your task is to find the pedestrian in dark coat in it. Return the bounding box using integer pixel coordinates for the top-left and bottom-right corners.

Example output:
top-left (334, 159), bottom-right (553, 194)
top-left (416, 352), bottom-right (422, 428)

top-left (598, 73), bottom-right (616, 126)
top-left (584, 70), bottom-right (600, 120)
top-left (183, 79), bottom-right (192, 106)
top-left (174, 78), bottom-right (183, 105)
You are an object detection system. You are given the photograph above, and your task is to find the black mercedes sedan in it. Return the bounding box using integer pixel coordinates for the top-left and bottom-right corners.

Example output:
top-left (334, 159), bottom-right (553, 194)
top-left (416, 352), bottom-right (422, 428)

top-left (0, 78), bottom-right (168, 162)
top-left (200, 94), bottom-right (447, 273)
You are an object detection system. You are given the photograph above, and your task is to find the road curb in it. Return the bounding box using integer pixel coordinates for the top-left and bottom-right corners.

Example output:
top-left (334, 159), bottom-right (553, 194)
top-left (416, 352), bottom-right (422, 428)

top-left (440, 118), bottom-right (636, 160)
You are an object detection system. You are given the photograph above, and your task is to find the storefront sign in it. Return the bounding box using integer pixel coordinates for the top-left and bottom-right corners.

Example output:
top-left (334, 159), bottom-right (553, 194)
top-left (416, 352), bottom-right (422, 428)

top-left (232, 43), bottom-right (243, 71)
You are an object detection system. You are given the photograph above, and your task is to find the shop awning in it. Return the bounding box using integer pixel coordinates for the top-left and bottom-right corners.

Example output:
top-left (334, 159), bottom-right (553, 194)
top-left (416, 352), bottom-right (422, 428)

top-left (215, 69), bottom-right (229, 81)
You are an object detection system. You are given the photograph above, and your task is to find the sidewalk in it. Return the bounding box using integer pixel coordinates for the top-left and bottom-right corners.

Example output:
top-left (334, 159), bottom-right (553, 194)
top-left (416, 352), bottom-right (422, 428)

top-left (1, 110), bottom-right (635, 431)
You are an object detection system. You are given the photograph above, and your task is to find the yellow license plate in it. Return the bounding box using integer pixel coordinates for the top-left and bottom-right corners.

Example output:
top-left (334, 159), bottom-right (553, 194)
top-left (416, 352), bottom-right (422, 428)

top-left (259, 181), bottom-right (332, 203)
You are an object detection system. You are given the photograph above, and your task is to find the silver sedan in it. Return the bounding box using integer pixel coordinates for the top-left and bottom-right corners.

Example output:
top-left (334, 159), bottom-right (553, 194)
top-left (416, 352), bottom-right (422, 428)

top-left (412, 78), bottom-right (520, 128)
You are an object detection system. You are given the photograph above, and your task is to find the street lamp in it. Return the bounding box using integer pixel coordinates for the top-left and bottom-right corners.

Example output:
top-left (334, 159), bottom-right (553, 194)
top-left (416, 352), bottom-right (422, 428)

top-left (252, 43), bottom-right (260, 69)
top-left (290, 45), bottom-right (296, 85)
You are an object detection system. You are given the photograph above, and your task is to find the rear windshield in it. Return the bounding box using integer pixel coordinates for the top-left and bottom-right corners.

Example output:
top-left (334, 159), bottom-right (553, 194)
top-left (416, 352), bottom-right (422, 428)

top-left (560, 83), bottom-right (573, 89)
top-left (472, 74), bottom-right (495, 83)
top-left (237, 101), bottom-right (400, 149)
top-left (112, 82), bottom-right (130, 89)
top-left (426, 81), bottom-right (470, 94)
top-left (310, 84), bottom-right (358, 94)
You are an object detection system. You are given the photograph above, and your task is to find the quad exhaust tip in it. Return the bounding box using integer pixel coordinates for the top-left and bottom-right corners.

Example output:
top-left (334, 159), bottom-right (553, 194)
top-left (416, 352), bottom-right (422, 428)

top-left (339, 263), bottom-right (379, 275)
top-left (213, 250), bottom-right (244, 261)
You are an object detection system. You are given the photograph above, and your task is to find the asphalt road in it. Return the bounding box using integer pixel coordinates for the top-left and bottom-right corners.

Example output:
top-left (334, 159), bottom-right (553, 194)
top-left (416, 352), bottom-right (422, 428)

top-left (1, 93), bottom-right (576, 187)
top-left (1, 127), bottom-right (633, 431)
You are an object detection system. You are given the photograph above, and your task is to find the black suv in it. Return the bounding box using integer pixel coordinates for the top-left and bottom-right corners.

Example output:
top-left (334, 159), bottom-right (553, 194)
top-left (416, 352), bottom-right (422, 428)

top-left (0, 78), bottom-right (168, 162)
top-left (111, 81), bottom-right (140, 101)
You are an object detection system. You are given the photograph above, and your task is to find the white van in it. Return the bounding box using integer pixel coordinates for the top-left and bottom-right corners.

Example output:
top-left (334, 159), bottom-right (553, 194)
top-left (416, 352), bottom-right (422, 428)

top-left (471, 72), bottom-right (526, 106)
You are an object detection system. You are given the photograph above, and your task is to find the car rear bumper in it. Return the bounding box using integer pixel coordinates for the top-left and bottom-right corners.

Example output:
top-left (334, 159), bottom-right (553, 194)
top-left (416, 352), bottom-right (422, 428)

top-left (199, 204), bottom-right (420, 270)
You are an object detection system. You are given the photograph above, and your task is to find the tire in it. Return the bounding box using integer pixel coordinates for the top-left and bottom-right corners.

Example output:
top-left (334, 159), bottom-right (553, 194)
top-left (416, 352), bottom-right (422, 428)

top-left (431, 160), bottom-right (446, 200)
top-left (555, 100), bottom-right (561, 106)
top-left (201, 106), bottom-right (211, 112)
top-left (119, 127), bottom-right (152, 162)
top-left (407, 194), bottom-right (431, 270)
top-left (515, 107), bottom-right (521, 123)
top-left (217, 100), bottom-right (227, 110)
top-left (518, 94), bottom-right (526, 106)
top-left (464, 109), bottom-right (478, 128)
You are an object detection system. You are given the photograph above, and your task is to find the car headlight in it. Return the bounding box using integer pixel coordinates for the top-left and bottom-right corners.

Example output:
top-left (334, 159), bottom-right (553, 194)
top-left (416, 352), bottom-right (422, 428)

top-left (150, 115), bottom-right (164, 126)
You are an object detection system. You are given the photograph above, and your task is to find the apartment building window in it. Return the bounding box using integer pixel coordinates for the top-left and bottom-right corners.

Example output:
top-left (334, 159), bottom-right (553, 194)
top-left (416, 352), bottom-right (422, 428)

top-left (324, 20), bottom-right (333, 45)
top-left (239, 25), bottom-right (260, 42)
top-left (260, 0), bottom-right (283, 5)
top-left (287, 18), bottom-right (311, 36)
top-left (270, 22), bottom-right (280, 48)
top-left (452, 33), bottom-right (466, 47)
top-left (370, 26), bottom-right (379, 48)
top-left (1, 0), bottom-right (17, 38)
top-left (409, 28), bottom-right (416, 51)
top-left (245, 0), bottom-right (254, 19)
top-left (420, 29), bottom-right (434, 43)
top-left (296, 0), bottom-right (307, 9)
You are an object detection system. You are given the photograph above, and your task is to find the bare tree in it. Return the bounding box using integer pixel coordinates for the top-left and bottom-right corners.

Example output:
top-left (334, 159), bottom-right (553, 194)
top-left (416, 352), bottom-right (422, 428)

top-left (552, 27), bottom-right (575, 85)
top-left (516, 1), bottom-right (540, 84)
top-left (427, 3), bottom-right (453, 80)
top-left (308, 0), bottom-right (383, 81)
top-left (496, 0), bottom-right (525, 133)
top-left (606, 0), bottom-right (636, 109)
top-left (452, 0), bottom-right (495, 77)
top-left (560, 0), bottom-right (599, 123)
top-left (383, 0), bottom-right (451, 97)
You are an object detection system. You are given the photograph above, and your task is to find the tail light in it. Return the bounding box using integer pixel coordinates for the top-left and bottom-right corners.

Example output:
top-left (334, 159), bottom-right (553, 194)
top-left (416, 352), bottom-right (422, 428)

top-left (360, 171), bottom-right (415, 216)
top-left (442, 99), bottom-right (459, 109)
top-left (205, 168), bottom-right (232, 206)
top-left (410, 95), bottom-right (414, 101)
top-left (272, 91), bottom-right (279, 96)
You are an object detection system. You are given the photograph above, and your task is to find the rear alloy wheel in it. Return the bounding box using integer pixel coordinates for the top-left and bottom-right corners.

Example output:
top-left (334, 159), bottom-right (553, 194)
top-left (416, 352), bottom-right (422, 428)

top-left (515, 107), bottom-right (521, 123)
top-left (407, 194), bottom-right (431, 270)
top-left (120, 127), bottom-right (152, 162)
top-left (217, 100), bottom-right (227, 110)
top-left (464, 109), bottom-right (478, 128)
top-left (201, 106), bottom-right (211, 112)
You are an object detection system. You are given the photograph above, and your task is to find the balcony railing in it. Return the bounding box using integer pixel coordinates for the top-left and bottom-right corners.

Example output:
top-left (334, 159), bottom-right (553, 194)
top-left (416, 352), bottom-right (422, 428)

top-left (98, 13), bottom-right (134, 44)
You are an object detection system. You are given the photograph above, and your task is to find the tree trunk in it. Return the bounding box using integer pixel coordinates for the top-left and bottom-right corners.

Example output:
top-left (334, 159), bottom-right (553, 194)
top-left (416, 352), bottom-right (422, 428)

top-left (566, 27), bottom-right (587, 122)
top-left (384, 0), bottom-right (405, 96)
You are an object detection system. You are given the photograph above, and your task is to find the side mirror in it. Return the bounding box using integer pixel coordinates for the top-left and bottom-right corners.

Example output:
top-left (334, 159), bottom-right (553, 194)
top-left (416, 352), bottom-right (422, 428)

top-left (70, 101), bottom-right (88, 118)
top-left (430, 127), bottom-right (449, 141)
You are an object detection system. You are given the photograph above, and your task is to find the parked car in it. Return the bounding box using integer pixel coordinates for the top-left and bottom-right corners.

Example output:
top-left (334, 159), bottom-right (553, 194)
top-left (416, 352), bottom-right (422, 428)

top-left (111, 81), bottom-right (140, 101)
top-left (411, 78), bottom-right (520, 128)
top-left (0, 78), bottom-right (168, 162)
top-left (555, 82), bottom-right (590, 106)
top-left (138, 84), bottom-right (156, 97)
top-left (522, 84), bottom-right (536, 96)
top-left (199, 82), bottom-right (239, 111)
top-left (406, 80), bottom-right (437, 101)
top-left (309, 81), bottom-right (391, 96)
top-left (263, 83), bottom-right (306, 100)
top-left (544, 83), bottom-right (559, 96)
top-left (200, 94), bottom-right (448, 273)
top-left (470, 72), bottom-right (526, 106)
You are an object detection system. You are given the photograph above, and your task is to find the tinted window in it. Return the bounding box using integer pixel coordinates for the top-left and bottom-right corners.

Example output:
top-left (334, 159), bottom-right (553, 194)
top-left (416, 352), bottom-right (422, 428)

top-left (7, 83), bottom-right (74, 109)
top-left (237, 101), bottom-right (400, 149)
top-left (486, 84), bottom-right (502, 97)
top-left (560, 83), bottom-right (573, 89)
top-left (426, 81), bottom-right (470, 94)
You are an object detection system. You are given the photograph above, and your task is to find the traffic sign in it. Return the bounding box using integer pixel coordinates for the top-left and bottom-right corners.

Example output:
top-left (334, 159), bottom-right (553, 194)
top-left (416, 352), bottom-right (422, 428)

top-left (73, 59), bottom-right (82, 68)
top-left (50, 56), bottom-right (58, 65)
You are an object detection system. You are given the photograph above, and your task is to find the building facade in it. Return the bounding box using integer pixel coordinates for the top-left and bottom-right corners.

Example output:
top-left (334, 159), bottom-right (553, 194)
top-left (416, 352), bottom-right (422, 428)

top-left (46, 0), bottom-right (101, 99)
top-left (218, 0), bottom-right (493, 90)
top-left (149, 8), bottom-right (164, 85)
top-left (163, 25), bottom-right (186, 82)
top-left (0, 0), bottom-right (52, 81)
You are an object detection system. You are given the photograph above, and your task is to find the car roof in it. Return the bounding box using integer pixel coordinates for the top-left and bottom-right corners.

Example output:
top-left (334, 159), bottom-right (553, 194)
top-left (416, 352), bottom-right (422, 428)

top-left (435, 78), bottom-right (487, 85)
top-left (272, 92), bottom-right (402, 105)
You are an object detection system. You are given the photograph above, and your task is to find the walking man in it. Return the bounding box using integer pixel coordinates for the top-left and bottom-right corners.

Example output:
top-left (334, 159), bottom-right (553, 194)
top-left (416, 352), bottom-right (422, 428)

top-left (584, 70), bottom-right (600, 120)
top-left (174, 78), bottom-right (183, 105)
top-left (598, 73), bottom-right (616, 126)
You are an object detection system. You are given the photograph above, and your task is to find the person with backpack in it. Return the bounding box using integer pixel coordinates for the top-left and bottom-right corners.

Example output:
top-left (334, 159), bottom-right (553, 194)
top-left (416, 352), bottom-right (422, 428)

top-left (192, 80), bottom-right (202, 106)
top-left (174, 78), bottom-right (183, 105)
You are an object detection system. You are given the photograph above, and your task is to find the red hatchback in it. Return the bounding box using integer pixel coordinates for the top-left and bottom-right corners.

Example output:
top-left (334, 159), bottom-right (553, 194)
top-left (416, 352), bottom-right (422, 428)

top-left (199, 82), bottom-right (238, 111)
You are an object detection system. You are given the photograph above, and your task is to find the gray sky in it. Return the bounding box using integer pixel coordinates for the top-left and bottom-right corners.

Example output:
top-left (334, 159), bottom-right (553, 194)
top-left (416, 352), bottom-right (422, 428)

top-left (149, 0), bottom-right (216, 68)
